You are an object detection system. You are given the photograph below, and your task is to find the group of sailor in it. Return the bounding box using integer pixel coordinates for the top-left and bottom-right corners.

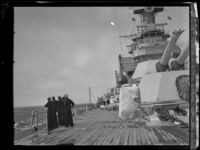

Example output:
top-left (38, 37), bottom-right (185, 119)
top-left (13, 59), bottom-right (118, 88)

top-left (44, 94), bottom-right (75, 131)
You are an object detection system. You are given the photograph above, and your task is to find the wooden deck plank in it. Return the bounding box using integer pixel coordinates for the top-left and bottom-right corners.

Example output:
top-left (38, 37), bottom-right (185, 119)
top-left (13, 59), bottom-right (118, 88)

top-left (132, 128), bottom-right (137, 145)
top-left (78, 128), bottom-right (100, 145)
top-left (109, 128), bottom-right (120, 145)
top-left (105, 127), bottom-right (119, 145)
top-left (98, 127), bottom-right (113, 145)
top-left (88, 131), bottom-right (102, 145)
top-left (159, 128), bottom-right (173, 142)
top-left (136, 128), bottom-right (141, 145)
top-left (98, 127), bottom-right (111, 145)
top-left (131, 127), bottom-right (135, 145)
top-left (103, 127), bottom-right (114, 145)
top-left (124, 126), bottom-right (129, 145)
top-left (143, 128), bottom-right (151, 145)
top-left (152, 128), bottom-right (163, 145)
top-left (119, 123), bottom-right (127, 145)
top-left (119, 126), bottom-right (126, 145)
top-left (96, 127), bottom-right (112, 145)
top-left (107, 127), bottom-right (118, 145)
top-left (164, 130), bottom-right (179, 143)
top-left (162, 126), bottom-right (189, 144)
top-left (153, 127), bottom-right (169, 145)
top-left (53, 129), bottom-right (82, 145)
top-left (114, 127), bottom-right (123, 145)
top-left (158, 127), bottom-right (172, 142)
top-left (97, 127), bottom-right (112, 145)
top-left (101, 127), bottom-right (114, 145)
top-left (150, 128), bottom-right (160, 145)
top-left (112, 127), bottom-right (121, 145)
top-left (43, 132), bottom-right (68, 144)
top-left (145, 128), bottom-right (157, 145)
top-left (106, 128), bottom-right (116, 145)
top-left (92, 127), bottom-right (108, 145)
top-left (14, 125), bottom-right (47, 142)
top-left (86, 128), bottom-right (105, 145)
top-left (139, 127), bottom-right (146, 145)
top-left (43, 129), bottom-right (76, 144)
top-left (128, 127), bottom-right (132, 145)
top-left (15, 132), bottom-right (41, 144)
top-left (104, 128), bottom-right (115, 145)
top-left (39, 128), bottom-right (70, 144)
top-left (160, 127), bottom-right (187, 145)
top-left (47, 128), bottom-right (80, 144)
top-left (89, 128), bottom-right (107, 145)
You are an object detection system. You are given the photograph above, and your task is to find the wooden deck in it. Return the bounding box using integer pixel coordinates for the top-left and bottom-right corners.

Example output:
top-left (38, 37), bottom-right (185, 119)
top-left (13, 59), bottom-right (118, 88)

top-left (14, 109), bottom-right (189, 145)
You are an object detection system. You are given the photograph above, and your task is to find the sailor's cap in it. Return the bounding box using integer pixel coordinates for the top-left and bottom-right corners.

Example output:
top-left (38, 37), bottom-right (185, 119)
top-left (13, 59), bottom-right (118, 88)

top-left (64, 94), bottom-right (69, 97)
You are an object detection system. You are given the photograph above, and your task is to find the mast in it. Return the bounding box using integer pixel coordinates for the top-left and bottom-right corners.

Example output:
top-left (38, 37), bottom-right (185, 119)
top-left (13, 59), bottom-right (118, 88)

top-left (89, 87), bottom-right (92, 104)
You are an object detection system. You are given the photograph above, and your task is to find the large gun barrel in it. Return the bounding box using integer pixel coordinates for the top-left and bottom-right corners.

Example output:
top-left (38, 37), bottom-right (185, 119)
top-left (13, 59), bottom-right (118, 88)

top-left (176, 42), bottom-right (189, 64)
top-left (170, 41), bottom-right (189, 70)
top-left (156, 29), bottom-right (184, 72)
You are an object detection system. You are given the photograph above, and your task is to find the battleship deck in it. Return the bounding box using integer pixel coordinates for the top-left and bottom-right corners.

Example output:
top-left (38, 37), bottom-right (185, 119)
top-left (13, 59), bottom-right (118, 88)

top-left (14, 109), bottom-right (189, 145)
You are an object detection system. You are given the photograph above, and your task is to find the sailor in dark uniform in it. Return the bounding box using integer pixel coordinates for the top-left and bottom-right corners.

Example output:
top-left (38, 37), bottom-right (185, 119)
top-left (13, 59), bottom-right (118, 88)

top-left (107, 98), bottom-right (110, 105)
top-left (61, 96), bottom-right (65, 126)
top-left (44, 97), bottom-right (58, 131)
top-left (57, 96), bottom-right (63, 126)
top-left (63, 94), bottom-right (75, 127)
top-left (52, 96), bottom-right (59, 128)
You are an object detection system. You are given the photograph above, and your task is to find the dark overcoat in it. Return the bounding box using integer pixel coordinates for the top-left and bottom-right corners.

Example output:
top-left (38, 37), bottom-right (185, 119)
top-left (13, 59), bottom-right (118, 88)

top-left (44, 101), bottom-right (58, 131)
top-left (52, 100), bottom-right (58, 128)
top-left (63, 98), bottom-right (75, 127)
top-left (57, 99), bottom-right (62, 126)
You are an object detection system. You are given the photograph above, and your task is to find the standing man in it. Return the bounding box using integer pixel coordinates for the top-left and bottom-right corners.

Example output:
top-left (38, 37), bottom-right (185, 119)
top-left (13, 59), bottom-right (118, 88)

top-left (61, 96), bottom-right (65, 126)
top-left (63, 94), bottom-right (75, 127)
top-left (52, 96), bottom-right (58, 128)
top-left (57, 96), bottom-right (63, 126)
top-left (107, 98), bottom-right (110, 105)
top-left (44, 97), bottom-right (57, 132)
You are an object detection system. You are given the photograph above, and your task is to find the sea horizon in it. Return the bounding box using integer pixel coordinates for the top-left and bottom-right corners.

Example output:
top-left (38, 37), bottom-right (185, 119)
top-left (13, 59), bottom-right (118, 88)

top-left (14, 102), bottom-right (93, 108)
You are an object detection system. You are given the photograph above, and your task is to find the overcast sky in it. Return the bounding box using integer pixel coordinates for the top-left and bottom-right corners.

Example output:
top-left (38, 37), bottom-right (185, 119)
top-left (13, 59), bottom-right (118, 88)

top-left (14, 7), bottom-right (189, 107)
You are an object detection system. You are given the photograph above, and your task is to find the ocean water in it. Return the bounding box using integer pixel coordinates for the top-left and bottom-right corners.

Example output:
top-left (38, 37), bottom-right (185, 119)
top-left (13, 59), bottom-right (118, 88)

top-left (14, 106), bottom-right (47, 130)
top-left (14, 103), bottom-right (92, 130)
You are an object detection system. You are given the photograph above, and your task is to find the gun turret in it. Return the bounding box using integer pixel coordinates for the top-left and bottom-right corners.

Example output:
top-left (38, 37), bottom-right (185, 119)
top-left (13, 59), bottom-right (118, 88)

top-left (156, 29), bottom-right (184, 72)
top-left (170, 41), bottom-right (189, 70)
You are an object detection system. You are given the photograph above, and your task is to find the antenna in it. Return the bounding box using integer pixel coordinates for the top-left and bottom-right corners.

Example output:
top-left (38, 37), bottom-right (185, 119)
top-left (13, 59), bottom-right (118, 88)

top-left (89, 87), bottom-right (92, 104)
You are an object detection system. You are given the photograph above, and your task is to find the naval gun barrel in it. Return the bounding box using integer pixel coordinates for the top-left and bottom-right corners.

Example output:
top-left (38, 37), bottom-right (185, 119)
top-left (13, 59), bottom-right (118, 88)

top-left (156, 29), bottom-right (184, 72)
top-left (176, 42), bottom-right (189, 64)
top-left (170, 41), bottom-right (189, 70)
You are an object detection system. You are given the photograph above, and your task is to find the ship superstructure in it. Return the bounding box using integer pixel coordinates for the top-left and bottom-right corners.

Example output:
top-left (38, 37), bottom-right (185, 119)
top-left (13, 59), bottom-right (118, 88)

top-left (116, 6), bottom-right (190, 122)
top-left (116, 7), bottom-right (183, 85)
